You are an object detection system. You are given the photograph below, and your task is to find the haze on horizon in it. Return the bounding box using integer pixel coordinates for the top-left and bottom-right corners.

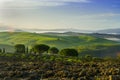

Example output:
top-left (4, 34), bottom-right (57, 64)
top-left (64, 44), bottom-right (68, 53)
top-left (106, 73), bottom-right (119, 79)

top-left (0, 0), bottom-right (120, 30)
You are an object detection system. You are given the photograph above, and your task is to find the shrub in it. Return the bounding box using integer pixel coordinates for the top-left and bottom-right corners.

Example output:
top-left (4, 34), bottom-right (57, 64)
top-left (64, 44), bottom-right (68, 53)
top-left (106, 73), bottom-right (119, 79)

top-left (32, 44), bottom-right (50, 54)
top-left (15, 44), bottom-right (25, 53)
top-left (59, 48), bottom-right (78, 57)
top-left (48, 47), bottom-right (59, 54)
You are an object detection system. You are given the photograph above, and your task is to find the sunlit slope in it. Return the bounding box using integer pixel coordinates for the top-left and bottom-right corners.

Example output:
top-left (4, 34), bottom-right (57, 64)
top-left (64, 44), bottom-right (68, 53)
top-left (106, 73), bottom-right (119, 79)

top-left (0, 44), bottom-right (14, 53)
top-left (0, 32), bottom-right (117, 49)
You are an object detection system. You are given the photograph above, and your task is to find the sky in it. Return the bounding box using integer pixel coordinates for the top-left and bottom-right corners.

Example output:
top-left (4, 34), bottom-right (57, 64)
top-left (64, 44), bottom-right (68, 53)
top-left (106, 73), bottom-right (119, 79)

top-left (0, 0), bottom-right (120, 30)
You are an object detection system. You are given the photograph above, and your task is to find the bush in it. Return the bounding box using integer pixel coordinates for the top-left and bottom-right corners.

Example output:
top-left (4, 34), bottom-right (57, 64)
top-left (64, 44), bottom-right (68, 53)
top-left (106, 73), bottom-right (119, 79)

top-left (32, 44), bottom-right (50, 54)
top-left (15, 44), bottom-right (25, 53)
top-left (48, 47), bottom-right (59, 54)
top-left (59, 48), bottom-right (78, 57)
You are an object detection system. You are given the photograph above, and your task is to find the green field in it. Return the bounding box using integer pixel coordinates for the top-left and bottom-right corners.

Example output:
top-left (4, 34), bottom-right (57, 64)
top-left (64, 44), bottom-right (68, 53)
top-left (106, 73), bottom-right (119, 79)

top-left (0, 32), bottom-right (120, 80)
top-left (0, 32), bottom-right (118, 52)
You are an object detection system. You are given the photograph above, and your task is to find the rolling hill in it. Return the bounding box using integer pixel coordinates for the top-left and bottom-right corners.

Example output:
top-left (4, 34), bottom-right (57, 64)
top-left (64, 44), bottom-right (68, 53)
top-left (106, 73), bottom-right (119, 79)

top-left (97, 28), bottom-right (120, 34)
top-left (0, 32), bottom-right (118, 53)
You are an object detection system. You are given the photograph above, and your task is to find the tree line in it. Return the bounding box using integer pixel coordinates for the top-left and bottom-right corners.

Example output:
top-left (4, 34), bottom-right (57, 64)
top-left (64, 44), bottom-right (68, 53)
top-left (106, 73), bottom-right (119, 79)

top-left (13, 44), bottom-right (78, 57)
top-left (1, 43), bottom-right (120, 58)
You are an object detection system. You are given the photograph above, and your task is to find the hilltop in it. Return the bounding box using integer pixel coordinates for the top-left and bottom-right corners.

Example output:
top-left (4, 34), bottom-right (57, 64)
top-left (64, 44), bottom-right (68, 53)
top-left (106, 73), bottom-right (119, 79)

top-left (0, 32), bottom-right (118, 52)
top-left (97, 28), bottom-right (120, 34)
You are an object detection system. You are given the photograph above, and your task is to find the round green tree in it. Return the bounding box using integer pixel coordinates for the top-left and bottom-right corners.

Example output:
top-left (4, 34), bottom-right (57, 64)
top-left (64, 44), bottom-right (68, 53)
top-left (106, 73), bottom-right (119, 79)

top-left (32, 44), bottom-right (50, 54)
top-left (48, 47), bottom-right (59, 54)
top-left (15, 44), bottom-right (25, 53)
top-left (59, 48), bottom-right (78, 57)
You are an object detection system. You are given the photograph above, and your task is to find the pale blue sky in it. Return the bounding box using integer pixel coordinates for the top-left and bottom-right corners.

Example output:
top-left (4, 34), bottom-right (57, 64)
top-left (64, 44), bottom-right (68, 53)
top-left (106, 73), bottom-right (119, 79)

top-left (0, 0), bottom-right (120, 30)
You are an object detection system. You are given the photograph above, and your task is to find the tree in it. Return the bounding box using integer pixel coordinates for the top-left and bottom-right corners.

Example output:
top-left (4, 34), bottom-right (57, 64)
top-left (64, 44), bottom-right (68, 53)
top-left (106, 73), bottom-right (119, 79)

top-left (15, 44), bottom-right (25, 53)
top-left (48, 47), bottom-right (59, 54)
top-left (26, 46), bottom-right (29, 53)
top-left (59, 48), bottom-right (78, 57)
top-left (85, 55), bottom-right (93, 61)
top-left (32, 44), bottom-right (50, 54)
top-left (2, 48), bottom-right (5, 53)
top-left (0, 49), bottom-right (2, 53)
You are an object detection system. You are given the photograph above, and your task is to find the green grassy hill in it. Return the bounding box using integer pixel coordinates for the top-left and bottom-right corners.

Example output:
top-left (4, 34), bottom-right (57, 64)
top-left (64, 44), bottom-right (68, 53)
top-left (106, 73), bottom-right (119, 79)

top-left (0, 44), bottom-right (14, 53)
top-left (0, 32), bottom-right (118, 52)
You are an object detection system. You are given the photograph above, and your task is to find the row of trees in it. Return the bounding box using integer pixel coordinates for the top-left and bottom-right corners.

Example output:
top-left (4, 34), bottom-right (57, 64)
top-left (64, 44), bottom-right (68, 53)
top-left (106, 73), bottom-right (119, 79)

top-left (14, 44), bottom-right (78, 57)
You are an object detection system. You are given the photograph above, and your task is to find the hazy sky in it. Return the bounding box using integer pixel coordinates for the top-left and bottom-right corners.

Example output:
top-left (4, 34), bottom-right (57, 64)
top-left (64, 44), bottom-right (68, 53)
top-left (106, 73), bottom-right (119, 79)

top-left (0, 0), bottom-right (120, 30)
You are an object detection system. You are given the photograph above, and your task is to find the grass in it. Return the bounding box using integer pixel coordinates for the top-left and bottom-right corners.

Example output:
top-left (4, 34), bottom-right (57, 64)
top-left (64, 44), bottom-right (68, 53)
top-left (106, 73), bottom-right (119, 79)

top-left (0, 44), bottom-right (14, 53)
top-left (0, 32), bottom-right (118, 52)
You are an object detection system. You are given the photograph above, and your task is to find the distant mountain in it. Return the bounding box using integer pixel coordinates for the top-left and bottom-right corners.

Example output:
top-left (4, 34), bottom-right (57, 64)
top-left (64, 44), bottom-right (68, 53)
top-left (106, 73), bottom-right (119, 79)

top-left (24, 28), bottom-right (92, 33)
top-left (1, 26), bottom-right (120, 35)
top-left (97, 28), bottom-right (120, 34)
